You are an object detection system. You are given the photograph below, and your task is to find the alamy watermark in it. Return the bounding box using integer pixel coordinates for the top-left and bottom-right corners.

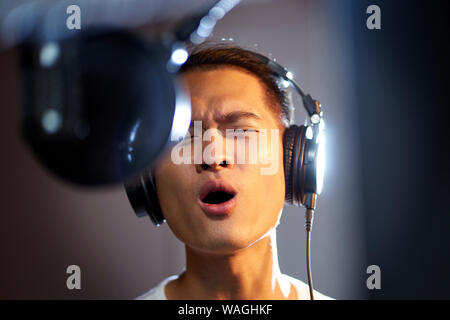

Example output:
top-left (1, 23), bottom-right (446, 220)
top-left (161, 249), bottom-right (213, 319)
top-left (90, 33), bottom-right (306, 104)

top-left (66, 264), bottom-right (81, 290)
top-left (170, 121), bottom-right (281, 175)
top-left (66, 5), bottom-right (81, 30)
top-left (366, 264), bottom-right (381, 290)
top-left (366, 5), bottom-right (381, 30)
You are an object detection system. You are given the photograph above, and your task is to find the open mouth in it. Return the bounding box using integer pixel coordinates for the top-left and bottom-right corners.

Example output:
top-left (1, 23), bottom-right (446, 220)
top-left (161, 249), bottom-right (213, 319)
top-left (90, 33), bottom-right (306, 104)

top-left (201, 190), bottom-right (235, 204)
top-left (198, 180), bottom-right (237, 216)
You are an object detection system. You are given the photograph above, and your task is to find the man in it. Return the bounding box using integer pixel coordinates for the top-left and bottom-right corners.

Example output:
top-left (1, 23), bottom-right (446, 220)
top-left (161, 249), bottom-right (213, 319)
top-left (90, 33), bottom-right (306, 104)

top-left (138, 43), bottom-right (332, 300)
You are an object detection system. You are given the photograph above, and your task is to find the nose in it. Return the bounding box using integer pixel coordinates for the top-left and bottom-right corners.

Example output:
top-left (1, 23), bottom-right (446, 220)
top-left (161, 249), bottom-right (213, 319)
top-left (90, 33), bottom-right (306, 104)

top-left (195, 128), bottom-right (235, 173)
top-left (198, 159), bottom-right (234, 172)
top-left (196, 145), bottom-right (235, 172)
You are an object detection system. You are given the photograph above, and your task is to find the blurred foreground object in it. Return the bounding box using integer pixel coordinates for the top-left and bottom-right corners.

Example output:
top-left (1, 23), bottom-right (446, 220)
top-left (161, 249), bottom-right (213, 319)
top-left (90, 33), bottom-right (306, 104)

top-left (1, 0), bottom-right (239, 185)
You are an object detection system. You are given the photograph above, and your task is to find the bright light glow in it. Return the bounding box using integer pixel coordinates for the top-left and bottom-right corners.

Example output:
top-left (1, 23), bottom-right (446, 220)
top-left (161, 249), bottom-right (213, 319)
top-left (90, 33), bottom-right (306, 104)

top-left (40, 42), bottom-right (60, 68)
top-left (170, 85), bottom-right (192, 142)
top-left (170, 48), bottom-right (188, 65)
top-left (311, 113), bottom-right (321, 124)
top-left (305, 126), bottom-right (313, 140)
top-left (190, 32), bottom-right (204, 44)
top-left (316, 132), bottom-right (326, 194)
top-left (209, 6), bottom-right (225, 19)
top-left (200, 15), bottom-right (216, 29)
top-left (197, 25), bottom-right (213, 38)
top-left (319, 119), bottom-right (326, 131)
top-left (129, 120), bottom-right (141, 143)
top-left (218, 0), bottom-right (237, 12)
top-left (41, 108), bottom-right (62, 134)
top-left (286, 71), bottom-right (293, 80)
top-left (281, 79), bottom-right (290, 88)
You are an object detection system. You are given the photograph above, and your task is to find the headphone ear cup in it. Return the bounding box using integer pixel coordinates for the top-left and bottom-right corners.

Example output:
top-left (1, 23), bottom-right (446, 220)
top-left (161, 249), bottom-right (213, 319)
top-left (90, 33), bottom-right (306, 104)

top-left (283, 126), bottom-right (296, 204)
top-left (283, 125), bottom-right (306, 206)
top-left (124, 169), bottom-right (165, 226)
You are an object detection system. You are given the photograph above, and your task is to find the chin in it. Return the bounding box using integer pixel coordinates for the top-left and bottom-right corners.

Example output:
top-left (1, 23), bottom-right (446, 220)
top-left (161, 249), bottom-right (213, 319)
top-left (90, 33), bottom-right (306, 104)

top-left (197, 242), bottom-right (249, 255)
top-left (194, 228), bottom-right (262, 255)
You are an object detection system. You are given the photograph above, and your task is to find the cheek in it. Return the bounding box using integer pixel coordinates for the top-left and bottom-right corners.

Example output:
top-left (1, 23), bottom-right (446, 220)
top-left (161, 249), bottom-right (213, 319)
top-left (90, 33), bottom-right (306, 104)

top-left (258, 147), bottom-right (285, 204)
top-left (154, 158), bottom-right (210, 246)
top-left (257, 131), bottom-right (285, 182)
top-left (245, 135), bottom-right (286, 226)
top-left (154, 161), bottom-right (191, 222)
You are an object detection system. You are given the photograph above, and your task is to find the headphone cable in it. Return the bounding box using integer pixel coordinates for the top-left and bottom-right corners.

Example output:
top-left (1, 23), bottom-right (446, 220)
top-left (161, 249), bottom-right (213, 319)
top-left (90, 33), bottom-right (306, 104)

top-left (305, 208), bottom-right (315, 300)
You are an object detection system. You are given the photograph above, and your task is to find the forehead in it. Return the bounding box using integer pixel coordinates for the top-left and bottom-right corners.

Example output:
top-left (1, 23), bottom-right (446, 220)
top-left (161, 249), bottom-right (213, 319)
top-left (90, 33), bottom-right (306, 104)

top-left (179, 67), bottom-right (276, 125)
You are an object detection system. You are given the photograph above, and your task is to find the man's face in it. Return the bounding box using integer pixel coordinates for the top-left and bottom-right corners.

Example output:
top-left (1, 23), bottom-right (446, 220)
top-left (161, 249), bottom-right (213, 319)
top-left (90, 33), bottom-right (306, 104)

top-left (154, 67), bottom-right (286, 254)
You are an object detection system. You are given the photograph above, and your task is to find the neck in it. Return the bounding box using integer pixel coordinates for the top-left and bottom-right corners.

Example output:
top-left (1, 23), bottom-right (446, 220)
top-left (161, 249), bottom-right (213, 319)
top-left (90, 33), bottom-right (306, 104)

top-left (174, 229), bottom-right (295, 300)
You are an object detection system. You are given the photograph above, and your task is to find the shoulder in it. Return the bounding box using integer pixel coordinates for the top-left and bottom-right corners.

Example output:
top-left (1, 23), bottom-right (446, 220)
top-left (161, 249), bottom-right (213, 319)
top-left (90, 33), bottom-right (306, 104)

top-left (282, 274), bottom-right (335, 300)
top-left (136, 274), bottom-right (180, 300)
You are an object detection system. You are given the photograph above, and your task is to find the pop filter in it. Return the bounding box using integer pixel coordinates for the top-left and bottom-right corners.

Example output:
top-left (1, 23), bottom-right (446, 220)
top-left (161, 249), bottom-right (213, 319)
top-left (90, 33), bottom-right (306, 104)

top-left (19, 27), bottom-right (190, 185)
top-left (14, 0), bottom-right (240, 186)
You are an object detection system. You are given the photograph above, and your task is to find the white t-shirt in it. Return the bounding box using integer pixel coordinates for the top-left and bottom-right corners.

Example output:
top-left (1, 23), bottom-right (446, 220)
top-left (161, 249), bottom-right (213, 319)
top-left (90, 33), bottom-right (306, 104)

top-left (137, 274), bottom-right (334, 300)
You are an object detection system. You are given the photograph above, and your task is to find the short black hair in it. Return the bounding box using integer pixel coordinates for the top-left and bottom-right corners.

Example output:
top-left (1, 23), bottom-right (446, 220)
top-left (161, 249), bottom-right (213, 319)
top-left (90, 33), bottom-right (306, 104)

top-left (179, 42), bottom-right (292, 127)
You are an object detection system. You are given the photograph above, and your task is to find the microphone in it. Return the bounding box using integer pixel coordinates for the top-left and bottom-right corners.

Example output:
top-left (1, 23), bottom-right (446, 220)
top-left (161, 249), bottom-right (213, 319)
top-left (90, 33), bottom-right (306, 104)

top-left (12, 0), bottom-right (240, 186)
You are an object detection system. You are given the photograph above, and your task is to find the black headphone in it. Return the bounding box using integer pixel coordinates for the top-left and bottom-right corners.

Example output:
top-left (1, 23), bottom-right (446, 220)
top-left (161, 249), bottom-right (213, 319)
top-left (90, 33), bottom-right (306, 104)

top-left (124, 52), bottom-right (325, 226)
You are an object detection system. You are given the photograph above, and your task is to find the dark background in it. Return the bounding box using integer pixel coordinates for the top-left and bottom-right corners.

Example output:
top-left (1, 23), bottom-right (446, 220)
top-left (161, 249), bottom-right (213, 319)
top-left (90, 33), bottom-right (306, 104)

top-left (353, 0), bottom-right (450, 299)
top-left (0, 0), bottom-right (449, 299)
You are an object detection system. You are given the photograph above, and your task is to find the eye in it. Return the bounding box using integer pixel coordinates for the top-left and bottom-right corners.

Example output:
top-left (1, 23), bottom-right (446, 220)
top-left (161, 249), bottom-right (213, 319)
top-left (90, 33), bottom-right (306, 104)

top-left (231, 128), bottom-right (259, 133)
top-left (235, 128), bottom-right (259, 135)
top-left (225, 129), bottom-right (260, 141)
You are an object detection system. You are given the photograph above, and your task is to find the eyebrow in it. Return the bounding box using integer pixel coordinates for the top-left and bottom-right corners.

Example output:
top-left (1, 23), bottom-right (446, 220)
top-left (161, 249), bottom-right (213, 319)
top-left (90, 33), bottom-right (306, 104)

top-left (217, 111), bottom-right (261, 123)
top-left (189, 111), bottom-right (261, 129)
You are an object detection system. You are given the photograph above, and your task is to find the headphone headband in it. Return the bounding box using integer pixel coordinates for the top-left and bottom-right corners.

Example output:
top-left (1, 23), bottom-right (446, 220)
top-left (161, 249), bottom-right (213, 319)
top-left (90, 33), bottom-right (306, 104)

top-left (252, 52), bottom-right (323, 125)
